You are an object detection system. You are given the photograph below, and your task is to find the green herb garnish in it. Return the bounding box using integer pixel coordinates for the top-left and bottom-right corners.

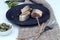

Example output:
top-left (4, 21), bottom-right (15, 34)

top-left (6, 1), bottom-right (18, 8)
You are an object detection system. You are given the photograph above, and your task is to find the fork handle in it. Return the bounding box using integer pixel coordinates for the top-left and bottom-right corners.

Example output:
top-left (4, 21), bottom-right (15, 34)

top-left (36, 17), bottom-right (40, 27)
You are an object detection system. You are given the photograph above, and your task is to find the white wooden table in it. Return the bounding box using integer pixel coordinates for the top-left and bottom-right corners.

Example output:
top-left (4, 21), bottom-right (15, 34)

top-left (0, 0), bottom-right (60, 40)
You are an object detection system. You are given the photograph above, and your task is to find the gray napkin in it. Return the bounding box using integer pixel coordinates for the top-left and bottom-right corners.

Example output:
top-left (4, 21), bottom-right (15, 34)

top-left (17, 0), bottom-right (60, 40)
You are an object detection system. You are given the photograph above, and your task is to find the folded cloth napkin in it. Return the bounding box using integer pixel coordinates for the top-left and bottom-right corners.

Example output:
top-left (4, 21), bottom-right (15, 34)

top-left (17, 0), bottom-right (60, 40)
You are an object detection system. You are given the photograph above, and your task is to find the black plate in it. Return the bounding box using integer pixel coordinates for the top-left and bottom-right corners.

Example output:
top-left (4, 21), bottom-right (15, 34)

top-left (6, 4), bottom-right (50, 27)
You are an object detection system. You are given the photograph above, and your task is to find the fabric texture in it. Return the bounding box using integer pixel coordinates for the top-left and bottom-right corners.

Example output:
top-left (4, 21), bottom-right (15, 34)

top-left (17, 0), bottom-right (60, 40)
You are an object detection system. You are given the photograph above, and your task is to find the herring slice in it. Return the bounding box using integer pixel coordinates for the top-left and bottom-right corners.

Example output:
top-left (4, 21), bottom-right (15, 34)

top-left (31, 9), bottom-right (43, 18)
top-left (21, 5), bottom-right (30, 14)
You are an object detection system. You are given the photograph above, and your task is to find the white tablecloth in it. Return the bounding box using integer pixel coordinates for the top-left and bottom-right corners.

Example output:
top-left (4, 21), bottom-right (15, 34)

top-left (0, 0), bottom-right (60, 40)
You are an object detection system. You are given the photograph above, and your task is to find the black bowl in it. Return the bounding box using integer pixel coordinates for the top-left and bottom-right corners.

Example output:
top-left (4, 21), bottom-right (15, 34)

top-left (6, 4), bottom-right (50, 27)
